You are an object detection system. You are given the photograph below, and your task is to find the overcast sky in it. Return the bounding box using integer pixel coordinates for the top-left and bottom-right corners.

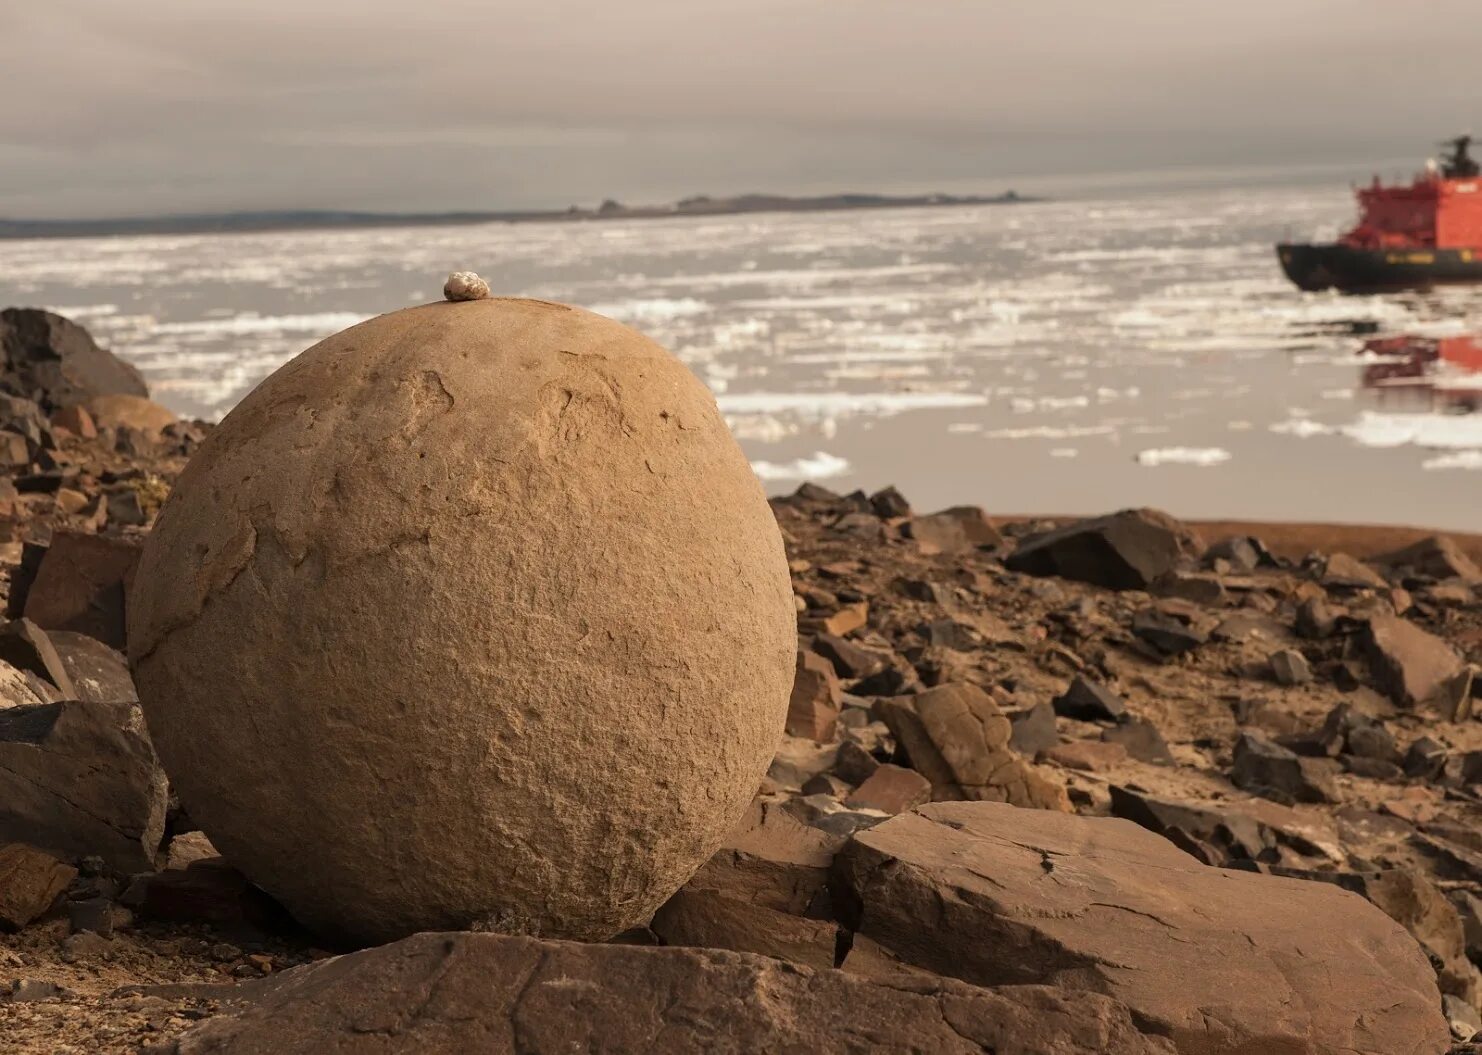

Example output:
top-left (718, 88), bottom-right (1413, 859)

top-left (3, 1), bottom-right (1480, 218)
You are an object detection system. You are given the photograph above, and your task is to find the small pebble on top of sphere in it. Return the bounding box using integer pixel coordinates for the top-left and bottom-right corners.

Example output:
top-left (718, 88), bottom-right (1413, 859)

top-left (443, 271), bottom-right (491, 302)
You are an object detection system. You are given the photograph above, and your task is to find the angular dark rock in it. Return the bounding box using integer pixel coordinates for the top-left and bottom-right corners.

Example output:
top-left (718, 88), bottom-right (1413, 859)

top-left (811, 632), bottom-right (888, 680)
top-left (1005, 508), bottom-right (1202, 591)
top-left (1405, 736), bottom-right (1449, 780)
top-left (1321, 552), bottom-right (1388, 590)
top-left (787, 650), bottom-right (841, 742)
top-left (1231, 732), bottom-right (1338, 804)
top-left (123, 857), bottom-right (291, 932)
top-left (160, 931), bottom-right (1176, 1055)
top-left (1269, 648), bottom-right (1312, 686)
top-left (0, 308), bottom-right (148, 411)
top-left (904, 505), bottom-right (1002, 554)
top-left (1364, 614), bottom-right (1465, 707)
top-left (1295, 596), bottom-right (1338, 639)
top-left (20, 531), bottom-right (142, 650)
top-left (1102, 717), bottom-right (1174, 765)
top-left (1108, 785), bottom-right (1274, 863)
top-left (1052, 675), bottom-right (1127, 722)
top-left (0, 842), bottom-right (75, 931)
top-left (832, 740), bottom-right (881, 785)
top-left (1008, 701), bottom-right (1059, 757)
top-left (0, 700), bottom-right (167, 872)
top-left (1205, 535), bottom-right (1267, 573)
top-left (0, 618), bottom-right (76, 698)
top-left (867, 485), bottom-right (911, 519)
top-left (1376, 535), bottom-right (1482, 584)
top-left (47, 631), bottom-right (136, 704)
top-left (832, 802), bottom-right (1447, 1055)
top-left (1131, 607), bottom-right (1208, 656)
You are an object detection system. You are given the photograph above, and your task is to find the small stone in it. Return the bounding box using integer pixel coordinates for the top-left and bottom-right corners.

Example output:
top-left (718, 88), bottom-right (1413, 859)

top-left (1131, 608), bottom-right (1208, 656)
top-left (442, 271), bottom-right (491, 301)
top-left (1102, 718), bottom-right (1174, 765)
top-left (0, 979), bottom-right (71, 1003)
top-left (1008, 701), bottom-right (1059, 757)
top-left (800, 773), bottom-right (851, 798)
top-left (51, 405), bottom-right (97, 439)
top-left (58, 930), bottom-right (112, 964)
top-left (1052, 675), bottom-right (1127, 723)
top-left (1231, 732), bottom-right (1338, 804)
top-left (66, 896), bottom-right (114, 936)
top-left (164, 830), bottom-right (218, 872)
top-left (1269, 649), bottom-right (1312, 686)
top-left (1044, 739), bottom-right (1128, 773)
top-left (810, 633), bottom-right (887, 680)
top-left (844, 764), bottom-right (931, 815)
top-left (0, 843), bottom-right (76, 931)
top-left (1295, 597), bottom-right (1338, 640)
top-left (1322, 553), bottom-right (1388, 590)
top-left (832, 741), bottom-right (880, 785)
top-left (867, 486), bottom-right (911, 519)
top-left (1444, 994), bottom-right (1481, 1042)
top-left (1403, 736), bottom-right (1448, 780)
top-left (786, 651), bottom-right (841, 742)
top-left (903, 506), bottom-right (1001, 554)
top-left (817, 602), bottom-right (868, 638)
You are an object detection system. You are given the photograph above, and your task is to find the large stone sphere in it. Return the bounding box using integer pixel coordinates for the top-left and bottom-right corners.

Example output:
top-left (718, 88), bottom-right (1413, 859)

top-left (128, 298), bottom-right (795, 945)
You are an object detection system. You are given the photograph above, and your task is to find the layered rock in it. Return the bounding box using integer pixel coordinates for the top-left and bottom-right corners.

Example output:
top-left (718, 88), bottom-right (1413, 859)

top-left (834, 802), bottom-right (1449, 1055)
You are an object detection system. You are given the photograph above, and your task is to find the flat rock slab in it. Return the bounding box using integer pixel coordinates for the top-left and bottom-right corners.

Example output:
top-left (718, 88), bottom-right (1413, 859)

top-left (161, 931), bottom-right (1174, 1054)
top-left (834, 802), bottom-right (1449, 1055)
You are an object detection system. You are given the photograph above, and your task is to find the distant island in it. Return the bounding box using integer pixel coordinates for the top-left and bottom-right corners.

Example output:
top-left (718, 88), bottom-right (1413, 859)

top-left (0, 190), bottom-right (1035, 240)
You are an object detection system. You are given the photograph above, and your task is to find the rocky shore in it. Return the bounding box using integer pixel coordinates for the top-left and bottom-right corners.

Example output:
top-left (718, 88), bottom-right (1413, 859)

top-left (0, 307), bottom-right (1479, 1053)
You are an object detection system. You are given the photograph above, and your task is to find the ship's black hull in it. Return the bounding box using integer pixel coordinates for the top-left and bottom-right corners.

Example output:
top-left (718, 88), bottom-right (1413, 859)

top-left (1277, 243), bottom-right (1482, 293)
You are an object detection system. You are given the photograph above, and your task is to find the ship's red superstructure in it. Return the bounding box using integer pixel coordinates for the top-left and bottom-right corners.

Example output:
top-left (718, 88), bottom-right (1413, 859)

top-left (1279, 136), bottom-right (1482, 291)
top-left (1342, 175), bottom-right (1482, 250)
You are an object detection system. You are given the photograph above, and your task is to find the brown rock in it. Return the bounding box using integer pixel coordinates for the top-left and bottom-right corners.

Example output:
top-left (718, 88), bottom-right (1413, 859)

top-left (50, 405), bottom-right (97, 439)
top-left (84, 393), bottom-right (178, 435)
top-left (845, 763), bottom-right (931, 814)
top-left (161, 931), bottom-right (1175, 1055)
top-left (0, 843), bottom-right (75, 931)
top-left (1364, 614), bottom-right (1464, 707)
top-left (1377, 535), bottom-right (1482, 584)
top-left (650, 887), bottom-right (838, 969)
top-left (810, 632), bottom-right (888, 679)
top-left (1044, 739), bottom-right (1128, 772)
top-left (833, 802), bottom-right (1449, 1055)
top-left (685, 797), bottom-right (842, 917)
top-left (787, 650), bottom-right (842, 741)
top-left (1005, 508), bottom-right (1203, 591)
top-left (878, 683), bottom-right (1070, 811)
top-left (21, 531), bottom-right (141, 650)
top-left (904, 505), bottom-right (1002, 554)
top-left (817, 600), bottom-right (868, 637)
top-left (0, 618), bottom-right (76, 698)
top-left (1322, 552), bottom-right (1389, 590)
top-left (46, 631), bottom-right (136, 703)
top-left (128, 300), bottom-right (797, 947)
top-left (1362, 869), bottom-right (1480, 1005)
top-left (0, 700), bottom-right (167, 872)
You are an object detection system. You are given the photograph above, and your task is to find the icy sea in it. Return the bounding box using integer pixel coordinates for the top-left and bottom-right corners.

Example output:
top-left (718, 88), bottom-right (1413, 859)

top-left (2, 185), bottom-right (1480, 531)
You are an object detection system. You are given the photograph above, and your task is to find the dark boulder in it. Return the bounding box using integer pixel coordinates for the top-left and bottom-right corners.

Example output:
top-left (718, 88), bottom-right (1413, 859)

top-left (1006, 508), bottom-right (1202, 591)
top-left (0, 309), bottom-right (147, 412)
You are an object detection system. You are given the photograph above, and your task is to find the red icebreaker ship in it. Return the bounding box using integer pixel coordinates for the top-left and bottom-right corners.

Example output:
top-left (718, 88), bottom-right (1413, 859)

top-left (1279, 136), bottom-right (1482, 292)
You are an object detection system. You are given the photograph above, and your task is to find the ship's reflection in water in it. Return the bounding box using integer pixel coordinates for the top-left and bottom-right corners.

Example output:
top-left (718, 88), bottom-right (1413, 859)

top-left (1360, 335), bottom-right (1482, 414)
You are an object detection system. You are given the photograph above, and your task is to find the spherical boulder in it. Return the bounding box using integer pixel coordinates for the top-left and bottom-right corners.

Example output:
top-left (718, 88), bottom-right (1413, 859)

top-left (127, 297), bottom-right (796, 945)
